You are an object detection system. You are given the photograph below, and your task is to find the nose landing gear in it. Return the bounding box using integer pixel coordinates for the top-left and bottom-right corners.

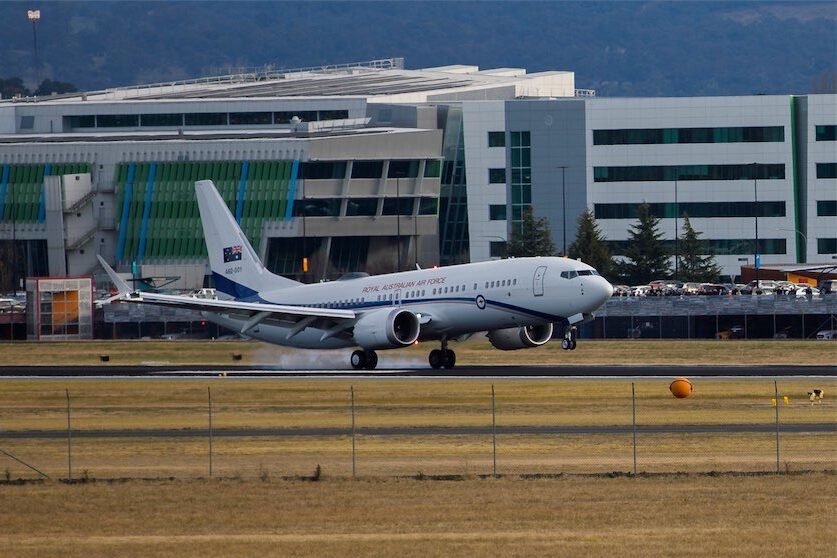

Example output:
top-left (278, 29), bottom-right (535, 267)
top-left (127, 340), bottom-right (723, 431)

top-left (350, 349), bottom-right (379, 370)
top-left (561, 325), bottom-right (577, 351)
top-left (429, 338), bottom-right (456, 369)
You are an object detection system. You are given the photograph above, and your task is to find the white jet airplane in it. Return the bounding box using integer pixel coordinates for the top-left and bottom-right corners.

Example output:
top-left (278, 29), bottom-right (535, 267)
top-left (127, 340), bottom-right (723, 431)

top-left (97, 180), bottom-right (614, 370)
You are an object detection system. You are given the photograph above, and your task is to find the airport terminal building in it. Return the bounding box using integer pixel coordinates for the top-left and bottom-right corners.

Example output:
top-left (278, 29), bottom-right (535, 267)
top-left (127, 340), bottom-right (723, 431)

top-left (0, 58), bottom-right (834, 294)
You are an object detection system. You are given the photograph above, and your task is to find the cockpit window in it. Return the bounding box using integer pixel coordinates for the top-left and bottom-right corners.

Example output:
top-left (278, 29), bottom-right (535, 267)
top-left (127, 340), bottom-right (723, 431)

top-left (578, 270), bottom-right (593, 276)
top-left (560, 270), bottom-right (579, 279)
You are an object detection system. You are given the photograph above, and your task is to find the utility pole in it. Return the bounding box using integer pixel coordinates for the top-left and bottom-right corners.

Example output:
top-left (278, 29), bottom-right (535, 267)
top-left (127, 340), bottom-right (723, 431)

top-left (27, 10), bottom-right (41, 89)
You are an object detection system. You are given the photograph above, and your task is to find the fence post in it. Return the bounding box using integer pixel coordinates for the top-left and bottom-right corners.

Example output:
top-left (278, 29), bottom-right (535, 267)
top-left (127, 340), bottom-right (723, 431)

top-left (208, 387), bottom-right (213, 478)
top-left (350, 386), bottom-right (356, 478)
top-left (631, 382), bottom-right (637, 475)
top-left (491, 384), bottom-right (497, 478)
top-left (774, 380), bottom-right (780, 474)
top-left (65, 389), bottom-right (72, 482)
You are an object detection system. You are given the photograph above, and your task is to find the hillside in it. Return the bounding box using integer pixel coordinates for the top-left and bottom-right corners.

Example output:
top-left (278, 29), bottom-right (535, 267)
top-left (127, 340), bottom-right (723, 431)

top-left (0, 1), bottom-right (834, 97)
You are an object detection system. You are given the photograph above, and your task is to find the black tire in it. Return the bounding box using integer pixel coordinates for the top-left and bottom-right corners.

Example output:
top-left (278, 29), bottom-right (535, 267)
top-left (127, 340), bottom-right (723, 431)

top-left (350, 350), bottom-right (366, 370)
top-left (429, 349), bottom-right (443, 369)
top-left (569, 339), bottom-right (577, 350)
top-left (561, 338), bottom-right (570, 350)
top-left (442, 349), bottom-right (456, 369)
top-left (364, 351), bottom-right (378, 370)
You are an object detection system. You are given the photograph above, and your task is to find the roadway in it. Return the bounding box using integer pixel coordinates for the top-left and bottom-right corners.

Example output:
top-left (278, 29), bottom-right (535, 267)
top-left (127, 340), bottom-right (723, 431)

top-left (0, 364), bottom-right (834, 377)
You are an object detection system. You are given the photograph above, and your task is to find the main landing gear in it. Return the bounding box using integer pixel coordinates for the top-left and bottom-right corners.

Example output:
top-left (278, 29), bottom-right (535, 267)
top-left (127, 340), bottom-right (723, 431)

top-left (429, 338), bottom-right (456, 369)
top-left (350, 349), bottom-right (378, 370)
top-left (561, 325), bottom-right (577, 351)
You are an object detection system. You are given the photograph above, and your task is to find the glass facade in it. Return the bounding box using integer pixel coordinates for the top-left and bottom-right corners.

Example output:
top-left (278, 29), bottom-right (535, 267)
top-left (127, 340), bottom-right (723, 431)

top-left (424, 159), bottom-right (442, 178)
top-left (489, 241), bottom-right (507, 258)
top-left (817, 200), bottom-right (837, 216)
top-left (438, 106), bottom-right (470, 265)
top-left (65, 109), bottom-right (353, 129)
top-left (388, 160), bottom-right (420, 178)
top-left (184, 113), bottom-right (227, 126)
top-left (97, 114), bottom-right (140, 128)
top-left (815, 125), bottom-right (836, 141)
top-left (816, 163), bottom-right (837, 179)
top-left (608, 238), bottom-right (787, 256)
top-left (594, 201), bottom-right (786, 219)
top-left (510, 131), bottom-right (531, 233)
top-left (593, 164), bottom-right (785, 182)
top-left (346, 198), bottom-right (378, 216)
top-left (593, 126), bottom-right (784, 145)
top-left (140, 113), bottom-right (184, 127)
top-left (382, 197), bottom-right (414, 216)
top-left (351, 161), bottom-right (383, 179)
top-left (229, 112), bottom-right (272, 125)
top-left (418, 197), bottom-right (439, 215)
top-left (300, 162), bottom-right (346, 180)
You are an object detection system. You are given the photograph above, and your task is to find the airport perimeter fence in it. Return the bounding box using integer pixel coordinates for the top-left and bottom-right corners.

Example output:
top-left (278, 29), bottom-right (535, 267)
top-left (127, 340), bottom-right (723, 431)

top-left (0, 379), bottom-right (834, 481)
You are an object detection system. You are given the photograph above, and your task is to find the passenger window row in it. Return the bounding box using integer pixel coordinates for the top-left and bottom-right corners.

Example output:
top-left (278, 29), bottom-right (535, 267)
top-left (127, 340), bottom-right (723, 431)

top-left (484, 278), bottom-right (518, 289)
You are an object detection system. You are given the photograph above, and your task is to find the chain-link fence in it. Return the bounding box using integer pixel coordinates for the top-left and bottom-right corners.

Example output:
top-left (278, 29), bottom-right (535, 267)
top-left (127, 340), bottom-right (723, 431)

top-left (0, 379), bottom-right (833, 480)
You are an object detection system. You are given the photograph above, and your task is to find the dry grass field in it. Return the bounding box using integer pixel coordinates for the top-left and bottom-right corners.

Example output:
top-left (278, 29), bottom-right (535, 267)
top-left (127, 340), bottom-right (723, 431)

top-left (0, 338), bottom-right (835, 366)
top-left (1, 474), bottom-right (835, 558)
top-left (0, 378), bottom-right (833, 478)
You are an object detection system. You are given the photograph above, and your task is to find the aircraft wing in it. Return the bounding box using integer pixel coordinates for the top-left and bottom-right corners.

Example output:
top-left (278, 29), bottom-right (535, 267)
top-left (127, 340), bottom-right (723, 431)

top-left (96, 256), bottom-right (355, 332)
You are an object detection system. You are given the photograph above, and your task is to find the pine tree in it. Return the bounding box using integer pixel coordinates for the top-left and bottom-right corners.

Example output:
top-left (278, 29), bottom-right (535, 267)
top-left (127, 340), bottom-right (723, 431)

top-left (507, 207), bottom-right (555, 257)
top-left (615, 202), bottom-right (671, 284)
top-left (567, 209), bottom-right (613, 280)
top-left (677, 214), bottom-right (722, 282)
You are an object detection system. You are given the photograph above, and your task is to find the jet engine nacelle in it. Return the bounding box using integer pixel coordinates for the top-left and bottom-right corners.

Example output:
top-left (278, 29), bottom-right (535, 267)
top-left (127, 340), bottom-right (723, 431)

top-left (487, 323), bottom-right (554, 351)
top-left (352, 308), bottom-right (420, 350)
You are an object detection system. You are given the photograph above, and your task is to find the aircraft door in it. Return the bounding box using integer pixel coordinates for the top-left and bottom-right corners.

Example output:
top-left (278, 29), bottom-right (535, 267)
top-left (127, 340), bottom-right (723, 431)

top-left (533, 266), bottom-right (547, 297)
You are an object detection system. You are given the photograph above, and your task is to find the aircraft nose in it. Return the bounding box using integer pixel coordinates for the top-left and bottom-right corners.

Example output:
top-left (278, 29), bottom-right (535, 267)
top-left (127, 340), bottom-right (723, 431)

top-left (595, 276), bottom-right (614, 304)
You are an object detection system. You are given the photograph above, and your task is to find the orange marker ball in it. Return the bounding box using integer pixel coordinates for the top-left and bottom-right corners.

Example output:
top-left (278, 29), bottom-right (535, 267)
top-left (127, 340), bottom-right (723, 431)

top-left (669, 377), bottom-right (693, 398)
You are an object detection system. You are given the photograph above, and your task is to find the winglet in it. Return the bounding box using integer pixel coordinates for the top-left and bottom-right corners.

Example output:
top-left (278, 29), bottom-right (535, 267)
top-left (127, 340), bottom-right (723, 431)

top-left (97, 255), bottom-right (131, 295)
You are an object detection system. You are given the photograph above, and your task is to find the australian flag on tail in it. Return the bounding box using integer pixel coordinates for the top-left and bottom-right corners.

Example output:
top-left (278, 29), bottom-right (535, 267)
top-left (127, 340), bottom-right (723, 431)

top-left (223, 245), bottom-right (242, 263)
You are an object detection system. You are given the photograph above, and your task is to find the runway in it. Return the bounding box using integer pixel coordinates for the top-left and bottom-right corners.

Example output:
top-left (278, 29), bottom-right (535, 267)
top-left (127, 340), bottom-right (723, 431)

top-left (0, 364), bottom-right (834, 377)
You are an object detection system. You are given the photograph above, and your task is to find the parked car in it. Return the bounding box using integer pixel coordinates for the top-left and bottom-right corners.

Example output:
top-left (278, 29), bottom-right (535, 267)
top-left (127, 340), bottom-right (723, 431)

top-left (819, 280), bottom-right (837, 295)
top-left (815, 329), bottom-right (837, 340)
top-left (611, 285), bottom-right (631, 297)
top-left (682, 282), bottom-right (702, 295)
top-left (697, 283), bottom-right (729, 295)
top-left (631, 285), bottom-right (651, 297)
top-left (742, 280), bottom-right (778, 295)
top-left (795, 286), bottom-right (820, 298)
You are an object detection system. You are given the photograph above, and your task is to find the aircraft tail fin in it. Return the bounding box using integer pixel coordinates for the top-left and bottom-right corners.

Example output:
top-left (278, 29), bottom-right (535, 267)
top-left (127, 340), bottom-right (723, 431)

top-left (195, 180), bottom-right (299, 298)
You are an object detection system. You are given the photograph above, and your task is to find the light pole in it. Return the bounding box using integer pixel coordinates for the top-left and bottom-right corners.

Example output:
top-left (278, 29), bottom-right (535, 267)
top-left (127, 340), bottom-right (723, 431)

top-left (674, 166), bottom-right (679, 281)
top-left (558, 165), bottom-right (568, 256)
top-left (752, 163), bottom-right (760, 286)
top-left (27, 9), bottom-right (41, 88)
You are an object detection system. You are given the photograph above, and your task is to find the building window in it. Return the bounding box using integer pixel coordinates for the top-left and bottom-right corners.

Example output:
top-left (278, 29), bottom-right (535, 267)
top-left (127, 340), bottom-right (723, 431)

top-left (488, 168), bottom-right (506, 184)
top-left (318, 110), bottom-right (349, 121)
top-left (817, 200), bottom-right (837, 216)
top-left (815, 125), bottom-right (836, 141)
top-left (19, 115), bottom-right (34, 129)
top-left (292, 199), bottom-right (341, 217)
top-left (184, 113), bottom-right (227, 126)
top-left (274, 111), bottom-right (318, 124)
top-left (346, 198), bottom-right (378, 216)
top-left (418, 197), bottom-right (439, 215)
top-left (140, 113), bottom-right (183, 127)
top-left (593, 164), bottom-right (785, 182)
top-left (608, 238), bottom-right (786, 256)
top-left (488, 131), bottom-right (505, 147)
top-left (229, 112), bottom-right (272, 125)
top-left (96, 114), bottom-right (139, 127)
top-left (300, 161), bottom-right (347, 180)
top-left (509, 131), bottom-right (531, 233)
top-left (489, 241), bottom-right (507, 258)
top-left (594, 201), bottom-right (786, 219)
top-left (65, 115), bottom-right (95, 128)
top-left (382, 198), bottom-right (414, 216)
top-left (817, 238), bottom-right (837, 254)
top-left (489, 204), bottom-right (507, 220)
top-left (593, 126), bottom-right (785, 145)
top-left (351, 161), bottom-right (383, 179)
top-left (424, 159), bottom-right (442, 178)
top-left (388, 160), bottom-right (419, 178)
top-left (816, 163), bottom-right (837, 179)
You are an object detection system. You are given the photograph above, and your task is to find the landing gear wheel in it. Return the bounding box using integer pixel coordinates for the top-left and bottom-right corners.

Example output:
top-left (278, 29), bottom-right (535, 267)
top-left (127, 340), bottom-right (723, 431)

top-left (561, 338), bottom-right (571, 350)
top-left (364, 351), bottom-right (378, 370)
top-left (442, 349), bottom-right (456, 369)
top-left (569, 339), bottom-right (577, 350)
top-left (350, 350), bottom-right (367, 370)
top-left (429, 349), bottom-right (444, 370)
top-left (562, 325), bottom-right (578, 351)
